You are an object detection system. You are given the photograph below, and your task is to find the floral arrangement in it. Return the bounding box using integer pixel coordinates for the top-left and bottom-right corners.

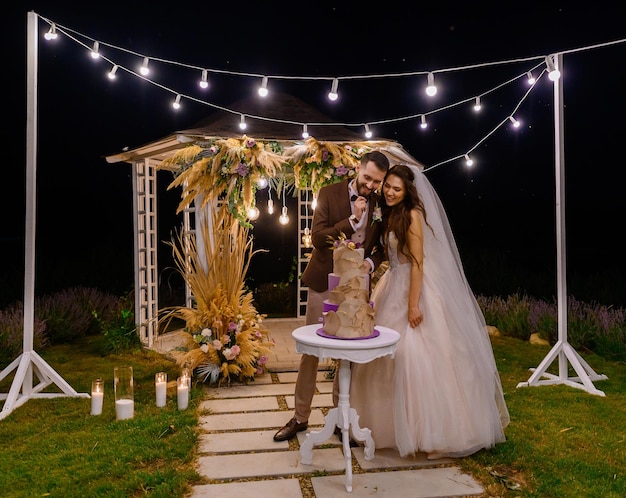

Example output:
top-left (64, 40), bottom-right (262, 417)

top-left (159, 204), bottom-right (274, 385)
top-left (284, 138), bottom-right (374, 194)
top-left (158, 136), bottom-right (285, 226)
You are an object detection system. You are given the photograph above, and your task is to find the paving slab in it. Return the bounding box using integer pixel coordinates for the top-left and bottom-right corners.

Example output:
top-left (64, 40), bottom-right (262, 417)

top-left (311, 467), bottom-right (483, 497)
top-left (199, 396), bottom-right (279, 413)
top-left (199, 408), bottom-right (326, 431)
top-left (198, 430), bottom-right (289, 453)
top-left (188, 478), bottom-right (303, 498)
top-left (196, 447), bottom-right (346, 479)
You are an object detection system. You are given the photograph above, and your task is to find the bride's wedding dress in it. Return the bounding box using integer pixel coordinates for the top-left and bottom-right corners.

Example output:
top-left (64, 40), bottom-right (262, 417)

top-left (350, 166), bottom-right (509, 458)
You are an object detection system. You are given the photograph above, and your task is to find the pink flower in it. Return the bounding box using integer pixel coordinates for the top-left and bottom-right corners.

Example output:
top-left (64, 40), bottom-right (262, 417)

top-left (212, 339), bottom-right (223, 350)
top-left (228, 321), bottom-right (237, 331)
top-left (231, 345), bottom-right (241, 357)
top-left (223, 348), bottom-right (235, 360)
top-left (257, 355), bottom-right (267, 365)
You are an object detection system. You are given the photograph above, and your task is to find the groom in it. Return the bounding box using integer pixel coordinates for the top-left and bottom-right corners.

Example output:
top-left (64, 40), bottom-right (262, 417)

top-left (273, 150), bottom-right (389, 442)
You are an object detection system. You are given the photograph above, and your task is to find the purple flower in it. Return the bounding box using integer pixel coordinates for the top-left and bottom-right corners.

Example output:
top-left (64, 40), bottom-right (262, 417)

top-left (322, 149), bottom-right (329, 161)
top-left (336, 165), bottom-right (348, 176)
top-left (228, 321), bottom-right (237, 331)
top-left (245, 139), bottom-right (256, 148)
top-left (236, 162), bottom-right (249, 176)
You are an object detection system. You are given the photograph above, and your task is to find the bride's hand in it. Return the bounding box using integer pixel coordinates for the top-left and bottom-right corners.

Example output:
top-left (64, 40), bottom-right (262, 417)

top-left (408, 306), bottom-right (423, 328)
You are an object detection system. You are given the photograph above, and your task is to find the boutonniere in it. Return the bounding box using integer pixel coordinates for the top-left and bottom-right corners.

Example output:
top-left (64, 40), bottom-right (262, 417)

top-left (371, 204), bottom-right (382, 225)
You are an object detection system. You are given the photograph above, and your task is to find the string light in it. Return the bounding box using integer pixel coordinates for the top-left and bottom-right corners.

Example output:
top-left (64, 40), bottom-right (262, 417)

top-left (526, 71), bottom-right (536, 85)
top-left (107, 64), bottom-right (118, 80)
top-left (199, 69), bottom-right (209, 89)
top-left (302, 124), bottom-right (309, 139)
top-left (258, 76), bottom-right (269, 97)
top-left (473, 97), bottom-right (482, 112)
top-left (545, 55), bottom-right (561, 81)
top-left (364, 124), bottom-right (372, 138)
top-left (36, 16), bottom-right (626, 174)
top-left (239, 114), bottom-right (247, 130)
top-left (425, 72), bottom-right (437, 97)
top-left (172, 94), bottom-right (182, 110)
top-left (464, 154), bottom-right (474, 167)
top-left (256, 176), bottom-right (268, 189)
top-left (44, 23), bottom-right (58, 40)
top-left (328, 78), bottom-right (339, 101)
top-left (90, 41), bottom-right (100, 59)
top-left (508, 116), bottom-right (521, 128)
top-left (311, 194), bottom-right (317, 211)
top-left (419, 114), bottom-right (428, 129)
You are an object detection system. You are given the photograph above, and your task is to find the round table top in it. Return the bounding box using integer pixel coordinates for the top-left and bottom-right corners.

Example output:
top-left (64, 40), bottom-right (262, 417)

top-left (292, 324), bottom-right (400, 363)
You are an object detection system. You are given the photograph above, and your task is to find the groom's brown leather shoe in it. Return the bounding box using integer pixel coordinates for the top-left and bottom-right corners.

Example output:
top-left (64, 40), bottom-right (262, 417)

top-left (273, 417), bottom-right (308, 441)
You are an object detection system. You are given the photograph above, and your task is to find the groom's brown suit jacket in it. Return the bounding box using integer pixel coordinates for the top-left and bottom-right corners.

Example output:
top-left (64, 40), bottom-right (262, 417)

top-left (301, 179), bottom-right (385, 293)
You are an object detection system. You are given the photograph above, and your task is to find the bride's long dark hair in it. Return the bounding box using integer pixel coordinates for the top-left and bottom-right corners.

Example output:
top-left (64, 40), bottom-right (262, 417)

top-left (380, 164), bottom-right (430, 265)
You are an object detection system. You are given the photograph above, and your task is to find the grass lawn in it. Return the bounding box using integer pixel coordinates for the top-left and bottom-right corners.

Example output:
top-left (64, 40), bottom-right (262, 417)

top-left (0, 333), bottom-right (625, 497)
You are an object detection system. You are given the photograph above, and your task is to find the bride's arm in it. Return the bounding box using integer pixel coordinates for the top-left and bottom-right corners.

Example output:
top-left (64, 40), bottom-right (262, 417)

top-left (407, 209), bottom-right (425, 328)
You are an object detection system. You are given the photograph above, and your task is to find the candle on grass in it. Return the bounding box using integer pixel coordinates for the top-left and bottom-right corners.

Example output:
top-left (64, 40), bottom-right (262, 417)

top-left (177, 376), bottom-right (189, 410)
top-left (155, 372), bottom-right (167, 407)
top-left (91, 378), bottom-right (104, 416)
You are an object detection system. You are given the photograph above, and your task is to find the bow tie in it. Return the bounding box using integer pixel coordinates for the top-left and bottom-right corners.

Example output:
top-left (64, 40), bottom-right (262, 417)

top-left (351, 194), bottom-right (367, 202)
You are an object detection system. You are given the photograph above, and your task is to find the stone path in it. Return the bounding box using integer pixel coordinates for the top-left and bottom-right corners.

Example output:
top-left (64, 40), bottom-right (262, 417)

top-left (154, 319), bottom-right (485, 497)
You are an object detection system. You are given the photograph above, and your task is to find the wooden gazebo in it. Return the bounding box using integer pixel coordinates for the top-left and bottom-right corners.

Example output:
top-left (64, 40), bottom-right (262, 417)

top-left (105, 92), bottom-right (423, 347)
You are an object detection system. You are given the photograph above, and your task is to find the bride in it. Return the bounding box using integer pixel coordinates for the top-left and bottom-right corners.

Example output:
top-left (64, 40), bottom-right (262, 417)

top-left (350, 164), bottom-right (510, 458)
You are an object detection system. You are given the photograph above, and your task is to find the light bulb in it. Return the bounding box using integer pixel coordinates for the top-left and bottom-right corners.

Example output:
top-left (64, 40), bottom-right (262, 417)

top-left (364, 124), bottom-right (372, 139)
top-left (107, 65), bottom-right (118, 80)
top-left (464, 154), bottom-right (474, 167)
top-left (247, 206), bottom-right (260, 220)
top-left (425, 72), bottom-right (437, 97)
top-left (44, 24), bottom-right (58, 40)
top-left (302, 228), bottom-right (312, 248)
top-left (256, 176), bottom-right (268, 189)
top-left (526, 71), bottom-right (536, 85)
top-left (302, 124), bottom-right (309, 139)
top-left (473, 97), bottom-right (482, 112)
top-left (139, 57), bottom-right (150, 76)
top-left (258, 76), bottom-right (269, 97)
top-left (239, 115), bottom-right (247, 130)
top-left (328, 78), bottom-right (339, 101)
top-left (419, 115), bottom-right (427, 130)
top-left (172, 94), bottom-right (182, 110)
top-left (509, 116), bottom-right (521, 128)
top-left (199, 69), bottom-right (209, 89)
top-left (267, 199), bottom-right (274, 214)
top-left (90, 41), bottom-right (100, 59)
top-left (279, 206), bottom-right (289, 225)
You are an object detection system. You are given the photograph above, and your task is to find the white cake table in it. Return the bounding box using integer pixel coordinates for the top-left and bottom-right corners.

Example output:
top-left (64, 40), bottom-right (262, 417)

top-left (292, 324), bottom-right (400, 492)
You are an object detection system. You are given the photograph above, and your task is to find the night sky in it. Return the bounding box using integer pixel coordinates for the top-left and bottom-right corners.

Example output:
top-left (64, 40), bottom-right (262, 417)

top-left (5, 2), bottom-right (625, 308)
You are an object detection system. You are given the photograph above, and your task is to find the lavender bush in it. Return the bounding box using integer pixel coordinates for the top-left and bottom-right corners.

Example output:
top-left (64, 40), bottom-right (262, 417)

top-left (0, 302), bottom-right (48, 364)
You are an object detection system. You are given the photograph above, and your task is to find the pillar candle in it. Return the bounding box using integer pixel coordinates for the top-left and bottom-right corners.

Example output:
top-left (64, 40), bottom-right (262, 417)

top-left (155, 372), bottom-right (167, 407)
top-left (91, 378), bottom-right (104, 416)
top-left (177, 377), bottom-right (189, 410)
top-left (115, 399), bottom-right (134, 420)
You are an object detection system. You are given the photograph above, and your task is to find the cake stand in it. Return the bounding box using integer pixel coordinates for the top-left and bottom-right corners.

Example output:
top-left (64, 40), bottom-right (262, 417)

top-left (291, 324), bottom-right (400, 492)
